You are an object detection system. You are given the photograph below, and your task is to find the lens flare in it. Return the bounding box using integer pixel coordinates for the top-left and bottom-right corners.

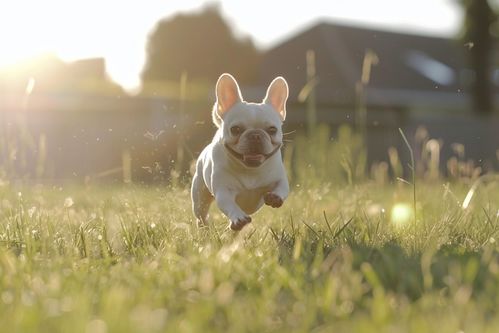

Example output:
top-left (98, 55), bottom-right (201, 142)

top-left (391, 203), bottom-right (413, 227)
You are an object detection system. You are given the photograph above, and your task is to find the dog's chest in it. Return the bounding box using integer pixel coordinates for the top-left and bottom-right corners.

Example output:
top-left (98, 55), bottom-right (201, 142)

top-left (235, 184), bottom-right (274, 214)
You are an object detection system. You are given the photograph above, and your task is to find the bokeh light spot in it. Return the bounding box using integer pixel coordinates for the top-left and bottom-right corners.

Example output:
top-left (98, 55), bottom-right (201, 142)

top-left (391, 203), bottom-right (413, 227)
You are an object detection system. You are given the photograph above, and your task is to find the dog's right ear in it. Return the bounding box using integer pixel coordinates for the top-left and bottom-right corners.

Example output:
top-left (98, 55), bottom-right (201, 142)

top-left (212, 73), bottom-right (242, 127)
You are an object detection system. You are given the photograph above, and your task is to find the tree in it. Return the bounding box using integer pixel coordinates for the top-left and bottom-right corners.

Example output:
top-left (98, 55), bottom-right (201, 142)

top-left (142, 4), bottom-right (260, 85)
top-left (460, 0), bottom-right (498, 114)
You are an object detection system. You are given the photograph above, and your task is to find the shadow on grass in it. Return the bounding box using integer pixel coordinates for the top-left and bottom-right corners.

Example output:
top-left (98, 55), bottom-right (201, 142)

top-left (272, 228), bottom-right (496, 302)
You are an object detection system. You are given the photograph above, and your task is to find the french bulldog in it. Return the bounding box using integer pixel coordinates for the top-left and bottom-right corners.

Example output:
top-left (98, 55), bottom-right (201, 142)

top-left (191, 73), bottom-right (289, 231)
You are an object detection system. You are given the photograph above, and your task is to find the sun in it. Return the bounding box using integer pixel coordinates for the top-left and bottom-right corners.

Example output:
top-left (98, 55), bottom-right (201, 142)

top-left (0, 1), bottom-right (81, 69)
top-left (0, 2), bottom-right (51, 68)
top-left (0, 0), bottom-right (186, 91)
top-left (0, 1), bottom-right (119, 72)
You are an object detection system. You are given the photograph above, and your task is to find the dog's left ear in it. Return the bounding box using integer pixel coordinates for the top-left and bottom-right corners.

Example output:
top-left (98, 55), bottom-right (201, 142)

top-left (263, 77), bottom-right (289, 121)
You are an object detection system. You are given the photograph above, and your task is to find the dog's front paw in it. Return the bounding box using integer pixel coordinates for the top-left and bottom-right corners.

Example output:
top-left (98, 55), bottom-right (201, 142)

top-left (264, 192), bottom-right (283, 208)
top-left (230, 215), bottom-right (252, 231)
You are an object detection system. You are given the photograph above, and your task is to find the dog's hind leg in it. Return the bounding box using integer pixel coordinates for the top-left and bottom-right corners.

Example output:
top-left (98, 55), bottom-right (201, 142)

top-left (191, 171), bottom-right (214, 227)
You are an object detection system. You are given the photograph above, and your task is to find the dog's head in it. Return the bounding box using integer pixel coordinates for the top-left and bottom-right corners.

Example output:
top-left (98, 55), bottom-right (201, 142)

top-left (212, 73), bottom-right (289, 168)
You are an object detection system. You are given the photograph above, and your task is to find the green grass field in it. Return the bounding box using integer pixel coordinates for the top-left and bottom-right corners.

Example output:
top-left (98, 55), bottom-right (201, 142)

top-left (0, 181), bottom-right (498, 332)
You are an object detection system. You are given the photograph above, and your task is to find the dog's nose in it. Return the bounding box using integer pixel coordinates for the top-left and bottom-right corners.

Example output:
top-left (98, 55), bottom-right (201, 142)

top-left (249, 132), bottom-right (262, 142)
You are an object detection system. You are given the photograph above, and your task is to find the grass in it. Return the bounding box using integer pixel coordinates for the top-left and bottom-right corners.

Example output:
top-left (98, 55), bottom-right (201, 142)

top-left (0, 181), bottom-right (498, 333)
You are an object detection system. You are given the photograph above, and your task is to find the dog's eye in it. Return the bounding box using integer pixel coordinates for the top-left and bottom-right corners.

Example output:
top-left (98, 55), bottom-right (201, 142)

top-left (267, 126), bottom-right (278, 135)
top-left (230, 126), bottom-right (243, 136)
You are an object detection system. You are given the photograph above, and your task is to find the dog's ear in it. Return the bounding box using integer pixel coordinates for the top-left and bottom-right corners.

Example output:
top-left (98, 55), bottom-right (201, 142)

top-left (212, 73), bottom-right (242, 127)
top-left (263, 77), bottom-right (288, 121)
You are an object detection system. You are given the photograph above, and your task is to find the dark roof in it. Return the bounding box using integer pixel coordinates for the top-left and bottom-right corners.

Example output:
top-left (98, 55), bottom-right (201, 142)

top-left (261, 22), bottom-right (497, 109)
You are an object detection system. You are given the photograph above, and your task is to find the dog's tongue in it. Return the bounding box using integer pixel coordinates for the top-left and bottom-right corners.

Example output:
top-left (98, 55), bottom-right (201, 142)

top-left (243, 154), bottom-right (265, 163)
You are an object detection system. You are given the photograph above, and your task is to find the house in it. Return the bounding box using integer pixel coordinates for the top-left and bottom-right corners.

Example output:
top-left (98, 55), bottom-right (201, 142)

top-left (260, 22), bottom-right (499, 170)
top-left (262, 21), bottom-right (499, 113)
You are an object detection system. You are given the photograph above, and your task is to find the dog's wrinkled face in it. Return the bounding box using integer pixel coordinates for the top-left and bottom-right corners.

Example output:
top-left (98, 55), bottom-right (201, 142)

top-left (213, 74), bottom-right (288, 168)
top-left (222, 103), bottom-right (283, 167)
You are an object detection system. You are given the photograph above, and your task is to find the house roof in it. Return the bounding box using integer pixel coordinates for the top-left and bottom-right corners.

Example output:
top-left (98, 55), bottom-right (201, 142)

top-left (261, 22), bottom-right (497, 110)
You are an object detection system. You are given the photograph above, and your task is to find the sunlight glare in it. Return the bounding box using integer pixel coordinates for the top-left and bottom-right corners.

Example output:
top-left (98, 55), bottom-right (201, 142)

top-left (25, 77), bottom-right (36, 95)
top-left (391, 203), bottom-right (413, 228)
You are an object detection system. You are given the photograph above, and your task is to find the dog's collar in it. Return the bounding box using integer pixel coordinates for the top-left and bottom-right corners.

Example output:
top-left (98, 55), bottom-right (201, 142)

top-left (224, 142), bottom-right (282, 164)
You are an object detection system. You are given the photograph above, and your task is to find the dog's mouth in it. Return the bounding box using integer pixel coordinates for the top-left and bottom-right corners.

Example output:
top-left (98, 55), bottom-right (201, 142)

top-left (224, 143), bottom-right (281, 168)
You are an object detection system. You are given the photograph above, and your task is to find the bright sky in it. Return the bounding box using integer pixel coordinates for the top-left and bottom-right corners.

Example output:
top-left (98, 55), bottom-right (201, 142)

top-left (0, 0), bottom-right (462, 93)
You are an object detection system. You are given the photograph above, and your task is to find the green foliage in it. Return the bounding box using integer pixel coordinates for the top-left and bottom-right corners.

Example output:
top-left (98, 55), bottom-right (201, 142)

top-left (0, 181), bottom-right (498, 332)
top-left (142, 4), bottom-right (261, 85)
top-left (285, 124), bottom-right (367, 186)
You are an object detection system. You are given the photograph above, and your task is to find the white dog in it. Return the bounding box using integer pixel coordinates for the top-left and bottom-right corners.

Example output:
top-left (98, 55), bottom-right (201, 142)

top-left (191, 73), bottom-right (289, 230)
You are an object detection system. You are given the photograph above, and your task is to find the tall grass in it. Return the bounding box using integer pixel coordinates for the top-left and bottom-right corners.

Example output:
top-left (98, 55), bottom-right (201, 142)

top-left (399, 128), bottom-right (417, 223)
top-left (284, 124), bottom-right (367, 187)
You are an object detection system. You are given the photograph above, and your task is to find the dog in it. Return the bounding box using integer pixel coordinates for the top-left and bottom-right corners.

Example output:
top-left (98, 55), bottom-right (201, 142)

top-left (191, 73), bottom-right (289, 231)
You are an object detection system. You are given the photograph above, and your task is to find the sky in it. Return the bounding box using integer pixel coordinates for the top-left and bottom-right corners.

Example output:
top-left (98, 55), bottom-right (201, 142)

top-left (0, 0), bottom-right (463, 93)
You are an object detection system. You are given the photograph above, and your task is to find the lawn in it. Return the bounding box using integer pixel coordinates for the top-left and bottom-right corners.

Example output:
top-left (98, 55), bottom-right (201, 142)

top-left (0, 180), bottom-right (498, 332)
